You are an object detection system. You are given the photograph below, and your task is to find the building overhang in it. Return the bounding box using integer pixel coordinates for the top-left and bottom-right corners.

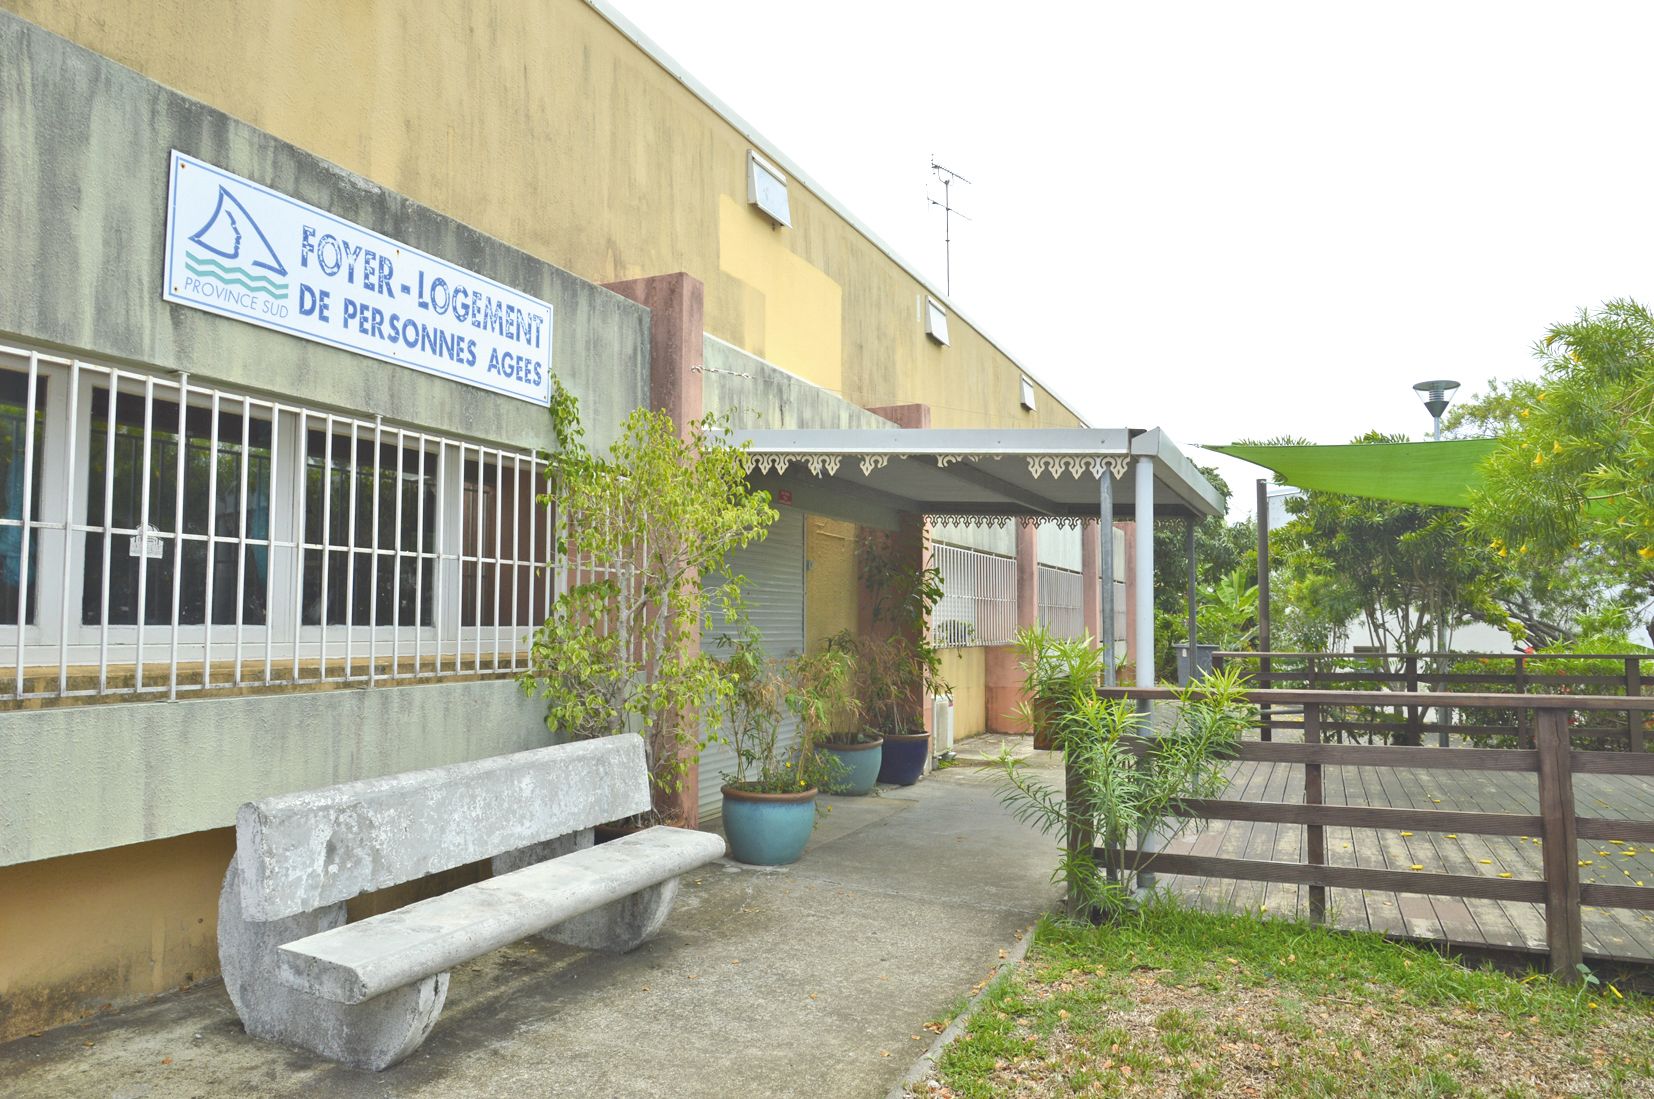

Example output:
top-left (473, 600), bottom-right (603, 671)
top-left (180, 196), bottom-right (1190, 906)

top-left (730, 427), bottom-right (1224, 525)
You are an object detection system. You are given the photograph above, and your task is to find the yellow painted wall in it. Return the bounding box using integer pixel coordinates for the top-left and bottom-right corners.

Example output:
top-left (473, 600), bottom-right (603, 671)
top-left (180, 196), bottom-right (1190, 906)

top-left (805, 516), bottom-right (857, 653)
top-left (938, 646), bottom-right (987, 740)
top-left (0, 829), bottom-right (232, 1041)
top-left (3, 0), bottom-right (1083, 432)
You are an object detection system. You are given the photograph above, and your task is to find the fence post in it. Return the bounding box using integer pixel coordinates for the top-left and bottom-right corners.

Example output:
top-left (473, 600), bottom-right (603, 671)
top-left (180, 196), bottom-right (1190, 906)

top-left (1516, 654), bottom-right (1533, 750)
top-left (1628, 657), bottom-right (1644, 754)
top-left (1535, 707), bottom-right (1584, 981)
top-left (1304, 701), bottom-right (1326, 924)
top-left (1404, 654), bottom-right (1422, 745)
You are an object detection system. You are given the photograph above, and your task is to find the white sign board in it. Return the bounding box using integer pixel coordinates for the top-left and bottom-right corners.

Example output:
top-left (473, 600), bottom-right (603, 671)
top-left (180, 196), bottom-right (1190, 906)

top-left (163, 151), bottom-right (554, 405)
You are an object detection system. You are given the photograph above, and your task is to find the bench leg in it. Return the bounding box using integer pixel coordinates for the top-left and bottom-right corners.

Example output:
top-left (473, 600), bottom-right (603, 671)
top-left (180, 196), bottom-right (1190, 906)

top-left (217, 863), bottom-right (448, 1071)
top-left (491, 828), bottom-right (680, 953)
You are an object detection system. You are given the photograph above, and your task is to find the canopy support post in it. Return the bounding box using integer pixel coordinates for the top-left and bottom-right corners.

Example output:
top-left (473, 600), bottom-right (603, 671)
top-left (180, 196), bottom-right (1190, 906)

top-left (1184, 517), bottom-right (1198, 685)
top-left (1099, 472), bottom-right (1115, 688)
top-left (1134, 457), bottom-right (1155, 687)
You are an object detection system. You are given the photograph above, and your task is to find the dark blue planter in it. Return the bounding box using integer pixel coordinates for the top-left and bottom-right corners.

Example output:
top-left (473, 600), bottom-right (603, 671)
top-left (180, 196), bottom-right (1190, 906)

top-left (877, 732), bottom-right (930, 786)
top-left (820, 737), bottom-right (883, 795)
top-left (721, 785), bottom-right (817, 866)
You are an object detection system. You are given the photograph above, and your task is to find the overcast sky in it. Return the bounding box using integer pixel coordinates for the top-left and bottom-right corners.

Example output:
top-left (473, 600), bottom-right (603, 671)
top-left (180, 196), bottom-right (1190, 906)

top-left (608, 0), bottom-right (1654, 519)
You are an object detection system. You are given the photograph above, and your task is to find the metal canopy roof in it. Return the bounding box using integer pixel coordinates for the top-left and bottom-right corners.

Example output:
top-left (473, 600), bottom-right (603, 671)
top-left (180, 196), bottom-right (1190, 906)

top-left (732, 427), bottom-right (1223, 523)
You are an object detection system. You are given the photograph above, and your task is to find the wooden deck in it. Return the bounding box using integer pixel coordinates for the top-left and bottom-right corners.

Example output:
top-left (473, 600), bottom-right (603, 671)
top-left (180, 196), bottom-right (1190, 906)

top-left (1154, 757), bottom-right (1654, 962)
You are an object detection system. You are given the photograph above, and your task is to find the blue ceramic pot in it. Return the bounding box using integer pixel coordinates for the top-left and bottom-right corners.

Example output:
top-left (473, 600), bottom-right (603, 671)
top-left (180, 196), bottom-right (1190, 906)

top-left (820, 737), bottom-right (883, 795)
top-left (721, 785), bottom-right (817, 866)
top-left (877, 731), bottom-right (930, 786)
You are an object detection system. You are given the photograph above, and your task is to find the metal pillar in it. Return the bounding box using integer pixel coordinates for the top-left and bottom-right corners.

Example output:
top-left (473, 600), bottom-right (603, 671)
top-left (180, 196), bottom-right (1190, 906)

top-left (1134, 457), bottom-right (1155, 686)
top-left (1257, 479), bottom-right (1272, 742)
top-left (1099, 473), bottom-right (1115, 687)
top-left (1184, 517), bottom-right (1198, 685)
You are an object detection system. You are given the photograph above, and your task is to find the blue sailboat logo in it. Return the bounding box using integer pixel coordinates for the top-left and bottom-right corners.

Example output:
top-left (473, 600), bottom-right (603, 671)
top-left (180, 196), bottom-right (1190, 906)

top-left (185, 185), bottom-right (290, 298)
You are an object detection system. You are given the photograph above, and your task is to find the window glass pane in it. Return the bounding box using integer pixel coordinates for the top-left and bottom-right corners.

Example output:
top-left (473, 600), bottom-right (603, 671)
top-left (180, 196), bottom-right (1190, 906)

top-left (301, 429), bottom-right (435, 627)
top-left (0, 369), bottom-right (45, 625)
top-left (81, 387), bottom-right (271, 626)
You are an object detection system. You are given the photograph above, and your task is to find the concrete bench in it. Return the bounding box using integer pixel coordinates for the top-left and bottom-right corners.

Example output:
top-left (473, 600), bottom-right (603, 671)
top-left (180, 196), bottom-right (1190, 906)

top-left (215, 735), bottom-right (725, 1070)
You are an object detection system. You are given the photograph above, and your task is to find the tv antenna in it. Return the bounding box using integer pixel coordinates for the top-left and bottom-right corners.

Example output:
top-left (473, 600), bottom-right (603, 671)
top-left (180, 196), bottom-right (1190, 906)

top-left (928, 156), bottom-right (972, 296)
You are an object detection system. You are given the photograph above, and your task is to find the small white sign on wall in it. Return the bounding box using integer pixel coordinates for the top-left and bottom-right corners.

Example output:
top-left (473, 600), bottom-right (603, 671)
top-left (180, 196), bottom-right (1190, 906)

top-left (163, 151), bottom-right (555, 405)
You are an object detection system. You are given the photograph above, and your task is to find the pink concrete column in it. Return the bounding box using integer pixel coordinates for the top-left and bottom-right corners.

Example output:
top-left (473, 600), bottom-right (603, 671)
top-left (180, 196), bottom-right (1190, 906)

top-left (1015, 521), bottom-right (1039, 633)
top-left (602, 273), bottom-right (706, 827)
top-left (1081, 519), bottom-right (1100, 648)
top-left (604, 272), bottom-right (704, 434)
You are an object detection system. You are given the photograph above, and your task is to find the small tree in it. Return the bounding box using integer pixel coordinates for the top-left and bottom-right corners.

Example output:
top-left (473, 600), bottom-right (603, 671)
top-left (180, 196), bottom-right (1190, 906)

top-left (1464, 300), bottom-right (1654, 644)
top-left (519, 382), bottom-right (777, 823)
top-left (993, 664), bottom-right (1255, 918)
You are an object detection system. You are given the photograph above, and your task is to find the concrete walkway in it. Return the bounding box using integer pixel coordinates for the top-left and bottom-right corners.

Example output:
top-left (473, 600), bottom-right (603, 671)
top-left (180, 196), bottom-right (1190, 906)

top-left (1, 738), bottom-right (1059, 1098)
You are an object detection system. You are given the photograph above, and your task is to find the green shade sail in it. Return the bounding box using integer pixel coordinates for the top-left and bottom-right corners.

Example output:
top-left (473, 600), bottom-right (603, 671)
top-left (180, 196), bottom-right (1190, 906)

top-left (1209, 439), bottom-right (1500, 508)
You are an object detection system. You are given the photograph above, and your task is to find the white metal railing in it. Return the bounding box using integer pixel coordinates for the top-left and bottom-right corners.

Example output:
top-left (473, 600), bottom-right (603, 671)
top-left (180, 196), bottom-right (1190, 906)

top-left (1037, 564), bottom-right (1084, 639)
top-left (0, 341), bottom-right (564, 704)
top-left (931, 543), bottom-right (1014, 647)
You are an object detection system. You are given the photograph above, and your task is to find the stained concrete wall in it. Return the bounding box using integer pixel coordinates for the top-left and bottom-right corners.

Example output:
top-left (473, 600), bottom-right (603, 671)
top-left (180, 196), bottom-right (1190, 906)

top-left (0, 11), bottom-right (649, 450)
top-left (0, 680), bottom-right (550, 868)
top-left (0, 0), bottom-right (1086, 435)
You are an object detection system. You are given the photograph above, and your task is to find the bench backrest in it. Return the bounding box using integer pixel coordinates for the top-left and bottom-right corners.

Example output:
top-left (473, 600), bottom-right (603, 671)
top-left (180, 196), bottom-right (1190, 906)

top-left (234, 735), bottom-right (650, 922)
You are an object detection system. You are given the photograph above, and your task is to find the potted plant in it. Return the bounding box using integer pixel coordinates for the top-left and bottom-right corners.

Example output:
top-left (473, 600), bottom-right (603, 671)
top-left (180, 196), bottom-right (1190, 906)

top-left (717, 632), bottom-right (848, 865)
top-left (852, 530), bottom-right (948, 786)
top-left (519, 381), bottom-right (777, 827)
top-left (1011, 626), bottom-right (1111, 750)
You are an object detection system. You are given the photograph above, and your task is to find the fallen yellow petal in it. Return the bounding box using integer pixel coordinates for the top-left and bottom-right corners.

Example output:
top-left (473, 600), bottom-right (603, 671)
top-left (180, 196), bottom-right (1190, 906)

top-left (1498, 872), bottom-right (1513, 878)
top-left (1410, 865), bottom-right (1424, 871)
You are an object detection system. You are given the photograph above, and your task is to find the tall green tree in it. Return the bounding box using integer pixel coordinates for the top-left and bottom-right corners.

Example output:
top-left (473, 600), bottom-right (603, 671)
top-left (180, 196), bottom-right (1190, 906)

top-left (1464, 299), bottom-right (1654, 644)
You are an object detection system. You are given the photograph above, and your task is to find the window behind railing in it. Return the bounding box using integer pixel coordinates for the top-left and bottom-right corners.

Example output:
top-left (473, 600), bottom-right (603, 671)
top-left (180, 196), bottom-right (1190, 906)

top-left (930, 543), bottom-right (1015, 647)
top-left (0, 341), bottom-right (560, 704)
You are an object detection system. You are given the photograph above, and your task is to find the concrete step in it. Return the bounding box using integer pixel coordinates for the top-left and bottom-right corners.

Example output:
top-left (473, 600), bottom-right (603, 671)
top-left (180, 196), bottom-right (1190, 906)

top-left (274, 826), bottom-right (725, 1004)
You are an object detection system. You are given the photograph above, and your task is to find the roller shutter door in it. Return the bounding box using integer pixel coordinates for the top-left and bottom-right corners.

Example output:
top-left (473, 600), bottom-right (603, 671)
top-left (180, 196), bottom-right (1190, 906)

top-left (697, 505), bottom-right (806, 822)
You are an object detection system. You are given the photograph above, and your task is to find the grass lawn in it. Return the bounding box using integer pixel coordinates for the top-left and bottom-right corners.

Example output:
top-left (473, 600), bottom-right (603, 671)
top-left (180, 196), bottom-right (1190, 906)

top-left (923, 904), bottom-right (1654, 1098)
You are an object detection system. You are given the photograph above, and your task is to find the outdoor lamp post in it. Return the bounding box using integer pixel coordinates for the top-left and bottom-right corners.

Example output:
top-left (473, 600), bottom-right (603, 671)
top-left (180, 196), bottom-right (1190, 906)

top-left (1413, 379), bottom-right (1461, 441)
top-left (1413, 378), bottom-right (1461, 745)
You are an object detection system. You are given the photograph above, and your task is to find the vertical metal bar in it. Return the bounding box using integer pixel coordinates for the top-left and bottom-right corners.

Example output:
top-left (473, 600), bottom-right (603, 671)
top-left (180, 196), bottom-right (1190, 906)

top-left (344, 418), bottom-right (358, 680)
top-left (97, 373), bottom-right (118, 694)
top-left (492, 449), bottom-right (504, 671)
top-left (1405, 654), bottom-right (1422, 745)
top-left (233, 396), bottom-right (250, 685)
top-left (318, 416), bottom-right (333, 680)
top-left (14, 353), bottom-right (39, 696)
top-left (432, 439), bottom-right (446, 675)
top-left (56, 359), bottom-right (81, 697)
top-left (511, 452), bottom-right (522, 670)
top-left (392, 426), bottom-right (404, 680)
top-left (472, 445), bottom-right (484, 672)
top-left (1304, 702), bottom-right (1326, 924)
top-left (200, 391), bottom-right (219, 688)
top-left (525, 456), bottom-right (537, 658)
top-left (167, 373), bottom-right (188, 699)
top-left (369, 415), bottom-right (382, 686)
top-left (291, 409), bottom-right (307, 683)
top-left (1535, 707), bottom-right (1583, 980)
top-left (134, 377), bottom-right (156, 691)
top-left (264, 405), bottom-right (278, 686)
top-left (414, 435), bottom-right (428, 676)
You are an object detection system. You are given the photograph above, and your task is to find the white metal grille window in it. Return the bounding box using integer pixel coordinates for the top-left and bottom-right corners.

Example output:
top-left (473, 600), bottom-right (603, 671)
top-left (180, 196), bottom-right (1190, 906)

top-left (0, 341), bottom-right (553, 703)
top-left (1037, 564), bottom-right (1084, 639)
top-left (930, 543), bottom-right (1014, 647)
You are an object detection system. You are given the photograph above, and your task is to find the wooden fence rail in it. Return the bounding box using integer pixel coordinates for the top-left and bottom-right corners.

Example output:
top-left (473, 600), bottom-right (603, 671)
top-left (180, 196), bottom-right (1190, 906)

top-left (1081, 687), bottom-right (1654, 981)
top-left (1210, 653), bottom-right (1650, 751)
